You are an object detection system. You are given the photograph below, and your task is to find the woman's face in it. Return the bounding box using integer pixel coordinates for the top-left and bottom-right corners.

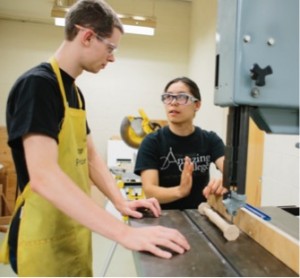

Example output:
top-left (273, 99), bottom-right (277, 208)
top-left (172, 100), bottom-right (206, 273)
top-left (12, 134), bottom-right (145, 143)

top-left (163, 81), bottom-right (201, 125)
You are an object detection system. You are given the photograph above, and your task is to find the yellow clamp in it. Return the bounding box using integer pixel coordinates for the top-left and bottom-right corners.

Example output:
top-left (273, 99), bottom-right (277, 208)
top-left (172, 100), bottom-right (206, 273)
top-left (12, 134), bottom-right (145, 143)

top-left (117, 180), bottom-right (124, 189)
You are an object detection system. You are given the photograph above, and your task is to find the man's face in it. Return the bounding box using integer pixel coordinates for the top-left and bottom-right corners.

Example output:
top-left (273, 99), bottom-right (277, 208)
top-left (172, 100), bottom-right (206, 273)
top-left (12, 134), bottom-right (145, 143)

top-left (80, 27), bottom-right (122, 74)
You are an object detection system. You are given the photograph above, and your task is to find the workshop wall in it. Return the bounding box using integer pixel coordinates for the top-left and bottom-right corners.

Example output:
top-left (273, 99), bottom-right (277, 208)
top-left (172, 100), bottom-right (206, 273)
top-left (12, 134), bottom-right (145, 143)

top-left (0, 0), bottom-right (298, 207)
top-left (261, 134), bottom-right (299, 206)
top-left (76, 0), bottom-right (191, 160)
top-left (188, 0), bottom-right (226, 138)
top-left (0, 0), bottom-right (191, 158)
top-left (0, 20), bottom-right (63, 122)
top-left (187, 0), bottom-right (226, 180)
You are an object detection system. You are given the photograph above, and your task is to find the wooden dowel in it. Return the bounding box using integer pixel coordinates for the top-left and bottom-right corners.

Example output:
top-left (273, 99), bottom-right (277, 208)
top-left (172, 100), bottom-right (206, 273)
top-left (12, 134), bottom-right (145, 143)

top-left (198, 202), bottom-right (240, 241)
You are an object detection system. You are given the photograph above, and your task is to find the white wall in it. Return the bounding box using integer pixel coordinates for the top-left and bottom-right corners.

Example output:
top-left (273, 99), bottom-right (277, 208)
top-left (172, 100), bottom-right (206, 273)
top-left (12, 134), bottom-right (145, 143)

top-left (188, 0), bottom-right (226, 180)
top-left (0, 0), bottom-right (298, 207)
top-left (188, 0), bottom-right (226, 139)
top-left (77, 0), bottom-right (191, 160)
top-left (0, 0), bottom-right (190, 160)
top-left (0, 20), bottom-right (63, 122)
top-left (261, 134), bottom-right (299, 206)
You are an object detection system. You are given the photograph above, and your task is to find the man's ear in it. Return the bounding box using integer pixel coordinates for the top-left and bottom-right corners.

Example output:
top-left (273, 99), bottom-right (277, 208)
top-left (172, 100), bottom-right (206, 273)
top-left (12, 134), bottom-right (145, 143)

top-left (81, 30), bottom-right (94, 46)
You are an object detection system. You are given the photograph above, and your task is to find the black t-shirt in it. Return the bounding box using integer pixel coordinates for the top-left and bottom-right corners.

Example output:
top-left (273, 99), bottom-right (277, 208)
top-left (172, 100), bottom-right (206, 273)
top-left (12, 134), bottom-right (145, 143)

top-left (134, 126), bottom-right (225, 210)
top-left (6, 62), bottom-right (90, 192)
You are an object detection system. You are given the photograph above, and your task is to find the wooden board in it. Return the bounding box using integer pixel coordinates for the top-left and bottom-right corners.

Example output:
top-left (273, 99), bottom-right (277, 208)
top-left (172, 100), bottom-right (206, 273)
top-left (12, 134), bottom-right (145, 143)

top-left (0, 126), bottom-right (18, 217)
top-left (207, 195), bottom-right (300, 274)
top-left (0, 183), bottom-right (12, 228)
top-left (245, 119), bottom-right (264, 206)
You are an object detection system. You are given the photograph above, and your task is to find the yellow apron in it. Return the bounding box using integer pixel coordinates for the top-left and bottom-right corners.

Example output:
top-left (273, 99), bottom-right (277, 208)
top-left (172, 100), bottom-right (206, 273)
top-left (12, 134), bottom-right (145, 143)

top-left (0, 58), bottom-right (92, 276)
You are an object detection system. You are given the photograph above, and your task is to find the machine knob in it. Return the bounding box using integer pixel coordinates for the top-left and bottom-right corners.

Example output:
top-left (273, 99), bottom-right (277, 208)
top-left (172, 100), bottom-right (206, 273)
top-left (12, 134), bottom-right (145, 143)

top-left (250, 64), bottom-right (273, 86)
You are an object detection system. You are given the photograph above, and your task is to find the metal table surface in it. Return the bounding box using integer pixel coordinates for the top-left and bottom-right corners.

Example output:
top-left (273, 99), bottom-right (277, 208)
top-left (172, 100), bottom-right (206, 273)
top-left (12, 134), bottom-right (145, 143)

top-left (130, 210), bottom-right (298, 277)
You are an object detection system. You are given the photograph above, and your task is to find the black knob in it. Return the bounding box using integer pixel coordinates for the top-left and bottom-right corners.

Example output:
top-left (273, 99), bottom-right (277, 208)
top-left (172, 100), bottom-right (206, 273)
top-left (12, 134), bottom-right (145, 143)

top-left (250, 64), bottom-right (273, 86)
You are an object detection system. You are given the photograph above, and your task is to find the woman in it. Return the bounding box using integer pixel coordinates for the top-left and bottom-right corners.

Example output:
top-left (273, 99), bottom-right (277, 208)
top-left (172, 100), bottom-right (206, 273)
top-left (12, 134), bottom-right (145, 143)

top-left (135, 77), bottom-right (227, 210)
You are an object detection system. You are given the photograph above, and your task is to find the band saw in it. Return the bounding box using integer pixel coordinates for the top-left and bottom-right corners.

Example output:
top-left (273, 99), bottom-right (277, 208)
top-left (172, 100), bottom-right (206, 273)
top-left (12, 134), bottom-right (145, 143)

top-left (127, 0), bottom-right (299, 276)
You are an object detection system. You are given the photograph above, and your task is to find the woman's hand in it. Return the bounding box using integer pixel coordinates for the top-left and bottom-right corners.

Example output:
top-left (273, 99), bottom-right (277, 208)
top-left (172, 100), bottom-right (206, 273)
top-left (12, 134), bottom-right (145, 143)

top-left (178, 156), bottom-right (194, 198)
top-left (202, 178), bottom-right (227, 199)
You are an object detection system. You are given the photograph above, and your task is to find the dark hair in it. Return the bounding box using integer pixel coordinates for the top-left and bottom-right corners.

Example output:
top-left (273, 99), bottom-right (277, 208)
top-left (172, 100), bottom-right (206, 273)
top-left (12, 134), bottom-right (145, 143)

top-left (65, 0), bottom-right (124, 41)
top-left (164, 77), bottom-right (201, 101)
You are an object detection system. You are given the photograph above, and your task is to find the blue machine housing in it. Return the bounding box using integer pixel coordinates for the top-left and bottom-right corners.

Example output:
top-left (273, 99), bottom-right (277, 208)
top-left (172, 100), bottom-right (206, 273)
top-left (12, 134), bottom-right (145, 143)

top-left (214, 0), bottom-right (299, 134)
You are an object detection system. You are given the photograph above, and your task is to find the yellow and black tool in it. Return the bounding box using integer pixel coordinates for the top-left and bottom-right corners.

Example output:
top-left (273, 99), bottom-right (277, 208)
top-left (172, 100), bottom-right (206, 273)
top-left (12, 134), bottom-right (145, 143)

top-left (120, 109), bottom-right (161, 149)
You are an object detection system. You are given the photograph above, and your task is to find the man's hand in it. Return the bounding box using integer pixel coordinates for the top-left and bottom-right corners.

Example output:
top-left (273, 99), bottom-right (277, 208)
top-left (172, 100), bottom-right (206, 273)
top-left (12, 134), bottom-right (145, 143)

top-left (121, 225), bottom-right (190, 259)
top-left (116, 197), bottom-right (162, 218)
top-left (116, 197), bottom-right (191, 259)
top-left (202, 178), bottom-right (227, 199)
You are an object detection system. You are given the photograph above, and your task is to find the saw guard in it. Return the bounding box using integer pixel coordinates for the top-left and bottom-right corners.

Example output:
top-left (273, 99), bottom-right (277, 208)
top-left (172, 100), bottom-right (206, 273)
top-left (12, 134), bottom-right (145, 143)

top-left (120, 117), bottom-right (145, 148)
top-left (120, 109), bottom-right (161, 149)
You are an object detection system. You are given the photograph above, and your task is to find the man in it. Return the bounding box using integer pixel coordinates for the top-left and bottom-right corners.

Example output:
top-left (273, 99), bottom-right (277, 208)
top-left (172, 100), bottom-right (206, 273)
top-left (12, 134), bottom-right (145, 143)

top-left (135, 77), bottom-right (227, 210)
top-left (0, 1), bottom-right (190, 276)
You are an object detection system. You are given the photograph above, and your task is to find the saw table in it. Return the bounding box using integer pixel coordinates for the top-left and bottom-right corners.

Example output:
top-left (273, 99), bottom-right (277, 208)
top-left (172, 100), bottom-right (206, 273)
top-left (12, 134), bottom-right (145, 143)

top-left (130, 209), bottom-right (298, 277)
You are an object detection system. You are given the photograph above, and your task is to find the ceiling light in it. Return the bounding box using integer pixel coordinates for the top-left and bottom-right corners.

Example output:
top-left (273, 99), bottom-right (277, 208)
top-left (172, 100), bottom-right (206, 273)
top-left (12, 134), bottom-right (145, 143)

top-left (123, 25), bottom-right (155, 36)
top-left (54, 17), bottom-right (66, 27)
top-left (118, 14), bottom-right (156, 36)
top-left (51, 1), bottom-right (156, 36)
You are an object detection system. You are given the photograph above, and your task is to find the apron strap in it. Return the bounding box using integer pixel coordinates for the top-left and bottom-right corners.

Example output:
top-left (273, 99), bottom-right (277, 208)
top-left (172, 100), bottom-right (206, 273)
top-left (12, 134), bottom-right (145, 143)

top-left (49, 57), bottom-right (83, 109)
top-left (74, 84), bottom-right (83, 109)
top-left (49, 57), bottom-right (68, 107)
